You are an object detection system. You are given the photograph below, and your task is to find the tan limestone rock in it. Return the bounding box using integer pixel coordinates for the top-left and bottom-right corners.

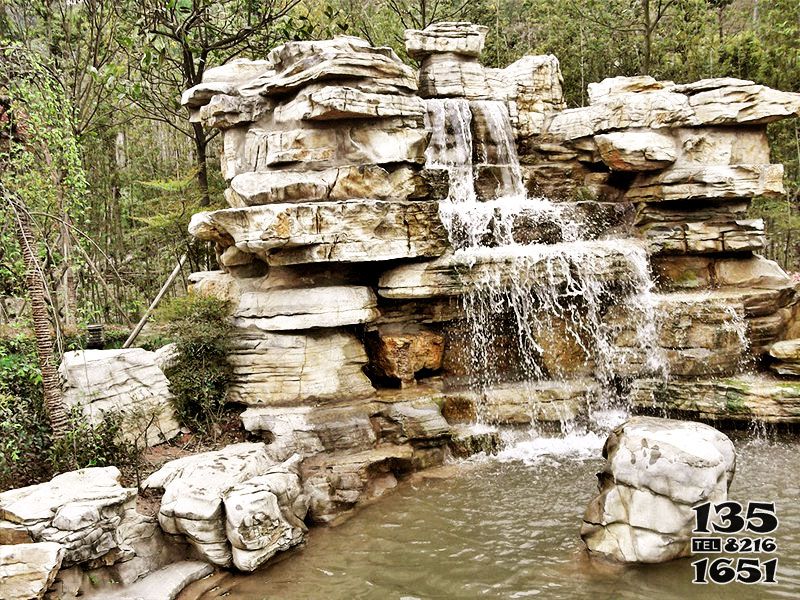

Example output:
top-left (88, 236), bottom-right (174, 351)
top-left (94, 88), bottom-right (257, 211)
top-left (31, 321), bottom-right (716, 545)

top-left (366, 326), bottom-right (445, 386)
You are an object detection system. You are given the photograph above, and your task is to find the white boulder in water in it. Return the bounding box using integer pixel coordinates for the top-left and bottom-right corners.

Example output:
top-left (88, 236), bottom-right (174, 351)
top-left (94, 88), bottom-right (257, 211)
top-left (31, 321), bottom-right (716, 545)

top-left (581, 416), bottom-right (735, 563)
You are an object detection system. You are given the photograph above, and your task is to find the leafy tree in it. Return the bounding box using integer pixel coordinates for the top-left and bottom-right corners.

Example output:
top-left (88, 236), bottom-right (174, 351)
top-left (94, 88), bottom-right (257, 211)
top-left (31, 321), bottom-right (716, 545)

top-left (117, 0), bottom-right (300, 206)
top-left (1, 45), bottom-right (84, 437)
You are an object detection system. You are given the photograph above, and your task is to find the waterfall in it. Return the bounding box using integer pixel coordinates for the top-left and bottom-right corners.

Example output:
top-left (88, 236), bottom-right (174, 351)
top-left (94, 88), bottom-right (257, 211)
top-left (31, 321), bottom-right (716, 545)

top-left (471, 101), bottom-right (526, 199)
top-left (424, 98), bottom-right (666, 421)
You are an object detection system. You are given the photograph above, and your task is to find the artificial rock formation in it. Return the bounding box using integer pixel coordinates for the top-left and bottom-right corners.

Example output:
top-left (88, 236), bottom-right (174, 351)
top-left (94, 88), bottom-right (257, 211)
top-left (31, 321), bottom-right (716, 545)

top-left (769, 339), bottom-right (800, 376)
top-left (4, 21), bottom-right (800, 598)
top-left (581, 417), bottom-right (736, 563)
top-left (0, 467), bottom-right (193, 599)
top-left (173, 21), bottom-right (800, 573)
top-left (59, 349), bottom-right (180, 447)
top-left (0, 542), bottom-right (64, 600)
top-left (0, 468), bottom-right (136, 567)
top-left (141, 443), bottom-right (308, 571)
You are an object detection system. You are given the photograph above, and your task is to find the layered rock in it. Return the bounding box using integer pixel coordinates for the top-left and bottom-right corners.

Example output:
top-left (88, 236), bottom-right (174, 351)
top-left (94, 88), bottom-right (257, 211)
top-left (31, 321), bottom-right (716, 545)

top-left (544, 77), bottom-right (800, 141)
top-left (0, 542), bottom-right (64, 600)
top-left (240, 394), bottom-right (452, 523)
top-left (0, 468), bottom-right (136, 568)
top-left (177, 25), bottom-right (800, 545)
top-left (59, 349), bottom-right (180, 447)
top-left (378, 241), bottom-right (647, 299)
top-left (769, 339), bottom-right (800, 376)
top-left (631, 377), bottom-right (800, 424)
top-left (190, 200), bottom-right (447, 266)
top-left (142, 444), bottom-right (308, 571)
top-left (581, 417), bottom-right (736, 563)
top-left (227, 330), bottom-right (374, 406)
top-left (441, 380), bottom-right (595, 424)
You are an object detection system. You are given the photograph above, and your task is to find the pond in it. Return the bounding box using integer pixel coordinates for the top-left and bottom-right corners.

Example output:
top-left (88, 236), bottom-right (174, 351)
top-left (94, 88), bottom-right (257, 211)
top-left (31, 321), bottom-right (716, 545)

top-left (194, 427), bottom-right (800, 600)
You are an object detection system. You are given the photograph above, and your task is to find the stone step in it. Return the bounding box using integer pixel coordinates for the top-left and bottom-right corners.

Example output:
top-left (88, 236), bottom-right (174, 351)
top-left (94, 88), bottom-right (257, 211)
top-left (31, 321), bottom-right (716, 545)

top-left (378, 239), bottom-right (648, 299)
top-left (90, 560), bottom-right (213, 600)
top-left (630, 375), bottom-right (800, 424)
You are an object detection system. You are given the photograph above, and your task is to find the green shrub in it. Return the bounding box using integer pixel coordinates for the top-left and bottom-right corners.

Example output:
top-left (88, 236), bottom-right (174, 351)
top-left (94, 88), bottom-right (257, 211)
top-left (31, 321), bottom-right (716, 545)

top-left (49, 408), bottom-right (140, 476)
top-left (0, 392), bottom-right (52, 490)
top-left (156, 294), bottom-right (233, 438)
top-left (0, 333), bottom-right (142, 492)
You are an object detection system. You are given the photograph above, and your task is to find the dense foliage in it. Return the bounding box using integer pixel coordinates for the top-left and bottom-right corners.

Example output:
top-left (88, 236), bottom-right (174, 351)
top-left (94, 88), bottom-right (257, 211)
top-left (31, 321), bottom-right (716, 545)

top-left (0, 333), bottom-right (140, 492)
top-left (156, 294), bottom-right (233, 439)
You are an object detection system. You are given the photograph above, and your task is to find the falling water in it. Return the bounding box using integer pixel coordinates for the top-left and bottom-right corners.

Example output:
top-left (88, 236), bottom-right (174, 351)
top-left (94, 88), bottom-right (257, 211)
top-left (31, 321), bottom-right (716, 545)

top-left (424, 98), bottom-right (666, 423)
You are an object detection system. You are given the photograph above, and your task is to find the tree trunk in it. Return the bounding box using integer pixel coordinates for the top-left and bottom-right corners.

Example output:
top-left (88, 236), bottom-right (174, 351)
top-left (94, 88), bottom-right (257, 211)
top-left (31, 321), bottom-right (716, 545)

top-left (9, 196), bottom-right (70, 438)
top-left (192, 121), bottom-right (210, 207)
top-left (642, 0), bottom-right (652, 75)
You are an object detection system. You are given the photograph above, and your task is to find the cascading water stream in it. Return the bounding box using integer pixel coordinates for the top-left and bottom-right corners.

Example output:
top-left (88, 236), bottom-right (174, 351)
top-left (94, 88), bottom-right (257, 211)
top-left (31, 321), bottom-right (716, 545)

top-left (424, 98), bottom-right (666, 430)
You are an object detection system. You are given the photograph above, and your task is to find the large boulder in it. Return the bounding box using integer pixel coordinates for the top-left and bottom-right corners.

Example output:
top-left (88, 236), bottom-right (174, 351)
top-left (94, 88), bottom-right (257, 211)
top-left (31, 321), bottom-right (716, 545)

top-left (226, 165), bottom-right (440, 206)
top-left (223, 457), bottom-right (308, 571)
top-left (625, 164), bottom-right (784, 202)
top-left (142, 443), bottom-right (272, 567)
top-left (366, 325), bottom-right (445, 386)
top-left (0, 468), bottom-right (136, 567)
top-left (142, 444), bottom-right (308, 571)
top-left (581, 417), bottom-right (736, 563)
top-left (0, 542), bottom-right (64, 600)
top-left (183, 37), bottom-right (418, 108)
top-left (404, 22), bottom-right (488, 59)
top-left (59, 349), bottom-right (180, 447)
top-left (275, 86), bottom-right (426, 121)
top-left (595, 130), bottom-right (678, 171)
top-left (233, 286), bottom-right (378, 331)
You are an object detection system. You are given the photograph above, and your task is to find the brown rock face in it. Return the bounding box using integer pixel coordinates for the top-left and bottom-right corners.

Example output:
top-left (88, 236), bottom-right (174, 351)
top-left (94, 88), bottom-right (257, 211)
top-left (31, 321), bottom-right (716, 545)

top-left (367, 326), bottom-right (445, 386)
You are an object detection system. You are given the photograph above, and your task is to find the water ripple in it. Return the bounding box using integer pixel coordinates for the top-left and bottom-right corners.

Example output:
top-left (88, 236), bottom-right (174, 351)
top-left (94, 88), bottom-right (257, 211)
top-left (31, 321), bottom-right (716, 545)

top-left (210, 434), bottom-right (800, 600)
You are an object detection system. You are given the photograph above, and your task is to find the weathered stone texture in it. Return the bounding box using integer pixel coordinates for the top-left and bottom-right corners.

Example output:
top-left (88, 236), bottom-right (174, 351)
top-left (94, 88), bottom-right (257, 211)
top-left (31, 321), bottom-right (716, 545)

top-left (631, 377), bottom-right (800, 423)
top-left (142, 445), bottom-right (308, 571)
top-left (60, 349), bottom-right (180, 447)
top-left (0, 542), bottom-right (64, 600)
top-left (227, 331), bottom-right (374, 406)
top-left (582, 417), bottom-right (735, 563)
top-left (190, 200), bottom-right (448, 266)
top-left (0, 468), bottom-right (136, 567)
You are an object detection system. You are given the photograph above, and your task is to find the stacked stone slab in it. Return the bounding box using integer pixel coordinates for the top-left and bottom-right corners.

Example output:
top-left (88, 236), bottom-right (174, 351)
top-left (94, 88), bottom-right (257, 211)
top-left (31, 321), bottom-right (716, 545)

top-left (0, 467), bottom-right (192, 598)
top-left (184, 25), bottom-right (800, 481)
top-left (407, 22), bottom-right (565, 203)
top-left (510, 72), bottom-right (800, 421)
top-left (182, 37), bottom-right (465, 522)
top-left (184, 37), bottom-right (451, 408)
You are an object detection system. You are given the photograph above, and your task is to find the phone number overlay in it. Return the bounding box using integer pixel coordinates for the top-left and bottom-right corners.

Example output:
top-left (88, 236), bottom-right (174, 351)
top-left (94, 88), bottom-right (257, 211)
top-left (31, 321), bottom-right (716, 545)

top-left (690, 501), bottom-right (779, 585)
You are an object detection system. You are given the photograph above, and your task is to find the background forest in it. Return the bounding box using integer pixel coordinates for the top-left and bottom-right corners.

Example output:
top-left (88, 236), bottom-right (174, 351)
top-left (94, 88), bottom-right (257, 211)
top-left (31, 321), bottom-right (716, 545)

top-left (1, 0), bottom-right (798, 330)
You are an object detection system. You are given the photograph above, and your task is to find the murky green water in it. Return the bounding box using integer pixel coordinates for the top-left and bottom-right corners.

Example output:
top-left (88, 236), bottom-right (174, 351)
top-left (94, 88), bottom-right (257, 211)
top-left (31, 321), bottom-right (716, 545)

top-left (203, 431), bottom-right (800, 600)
